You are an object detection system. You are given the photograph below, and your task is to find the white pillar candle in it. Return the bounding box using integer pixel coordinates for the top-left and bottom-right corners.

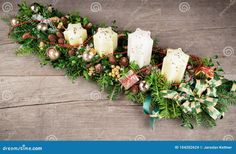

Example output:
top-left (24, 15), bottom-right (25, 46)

top-left (93, 27), bottom-right (118, 56)
top-left (127, 28), bottom-right (153, 68)
top-left (63, 23), bottom-right (87, 46)
top-left (161, 48), bottom-right (189, 83)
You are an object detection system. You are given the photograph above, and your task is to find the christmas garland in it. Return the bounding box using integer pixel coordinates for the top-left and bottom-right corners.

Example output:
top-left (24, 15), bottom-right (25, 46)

top-left (3, 2), bottom-right (236, 129)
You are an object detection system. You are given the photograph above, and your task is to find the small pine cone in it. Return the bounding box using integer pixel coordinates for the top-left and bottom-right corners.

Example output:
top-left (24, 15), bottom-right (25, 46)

top-left (143, 67), bottom-right (151, 76)
top-left (60, 16), bottom-right (68, 27)
top-left (48, 34), bottom-right (57, 42)
top-left (56, 31), bottom-right (64, 38)
top-left (95, 63), bottom-right (103, 73)
top-left (68, 49), bottom-right (76, 57)
top-left (58, 38), bottom-right (65, 44)
top-left (130, 85), bottom-right (139, 94)
top-left (109, 56), bottom-right (117, 65)
top-left (119, 57), bottom-right (129, 67)
top-left (22, 32), bottom-right (31, 39)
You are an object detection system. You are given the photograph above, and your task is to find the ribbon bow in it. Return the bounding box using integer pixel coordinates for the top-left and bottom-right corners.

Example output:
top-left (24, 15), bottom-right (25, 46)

top-left (161, 78), bottom-right (222, 120)
top-left (143, 95), bottom-right (161, 129)
top-left (195, 78), bottom-right (222, 97)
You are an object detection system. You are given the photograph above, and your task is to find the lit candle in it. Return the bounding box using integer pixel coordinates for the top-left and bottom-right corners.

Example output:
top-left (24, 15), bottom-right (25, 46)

top-left (93, 27), bottom-right (118, 56)
top-left (127, 28), bottom-right (153, 68)
top-left (63, 23), bottom-right (87, 46)
top-left (161, 48), bottom-right (189, 83)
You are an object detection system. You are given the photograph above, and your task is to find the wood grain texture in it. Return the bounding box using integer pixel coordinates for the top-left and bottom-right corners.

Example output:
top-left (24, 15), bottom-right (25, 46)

top-left (0, 0), bottom-right (235, 140)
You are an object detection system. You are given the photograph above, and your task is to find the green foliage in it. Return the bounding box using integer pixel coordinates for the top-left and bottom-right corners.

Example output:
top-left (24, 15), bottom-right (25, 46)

top-left (125, 91), bottom-right (146, 105)
top-left (217, 80), bottom-right (236, 107)
top-left (146, 70), bottom-right (181, 119)
top-left (181, 112), bottom-right (217, 129)
top-left (4, 2), bottom-right (236, 129)
top-left (108, 84), bottom-right (122, 100)
top-left (202, 56), bottom-right (224, 74)
top-left (16, 45), bottom-right (34, 56)
top-left (97, 73), bottom-right (121, 100)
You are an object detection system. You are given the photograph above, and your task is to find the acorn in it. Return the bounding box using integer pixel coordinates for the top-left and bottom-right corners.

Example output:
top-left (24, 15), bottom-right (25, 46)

top-left (58, 38), bottom-right (65, 44)
top-left (109, 56), bottom-right (117, 65)
top-left (68, 49), bottom-right (76, 57)
top-left (22, 32), bottom-right (31, 39)
top-left (119, 57), bottom-right (129, 67)
top-left (95, 63), bottom-right (103, 73)
top-left (48, 34), bottom-right (57, 43)
top-left (56, 31), bottom-right (64, 38)
top-left (130, 85), bottom-right (139, 94)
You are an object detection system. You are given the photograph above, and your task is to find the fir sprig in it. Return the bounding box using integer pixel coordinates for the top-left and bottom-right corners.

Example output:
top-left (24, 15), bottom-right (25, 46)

top-left (4, 2), bottom-right (236, 129)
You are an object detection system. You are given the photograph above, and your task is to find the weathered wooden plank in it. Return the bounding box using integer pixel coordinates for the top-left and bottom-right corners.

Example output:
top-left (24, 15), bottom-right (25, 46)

top-left (0, 100), bottom-right (235, 140)
top-left (0, 0), bottom-right (235, 141)
top-left (0, 44), bottom-right (64, 76)
top-left (0, 76), bottom-right (110, 109)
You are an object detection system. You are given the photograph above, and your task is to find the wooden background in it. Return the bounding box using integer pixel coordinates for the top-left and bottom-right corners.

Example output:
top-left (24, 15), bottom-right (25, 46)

top-left (0, 0), bottom-right (235, 140)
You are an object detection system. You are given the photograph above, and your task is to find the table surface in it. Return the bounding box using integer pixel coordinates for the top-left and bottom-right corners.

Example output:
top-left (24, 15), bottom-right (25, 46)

top-left (0, 0), bottom-right (235, 140)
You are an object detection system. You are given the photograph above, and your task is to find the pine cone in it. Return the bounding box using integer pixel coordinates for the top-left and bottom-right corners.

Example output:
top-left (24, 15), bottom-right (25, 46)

top-left (130, 85), bottom-right (139, 94)
top-left (48, 34), bottom-right (57, 42)
top-left (61, 16), bottom-right (68, 27)
top-left (95, 63), bottom-right (103, 73)
top-left (56, 31), bottom-right (64, 38)
top-left (109, 56), bottom-right (117, 65)
top-left (119, 57), bottom-right (129, 67)
top-left (22, 32), bottom-right (31, 39)
top-left (58, 38), bottom-right (65, 44)
top-left (68, 49), bottom-right (76, 57)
